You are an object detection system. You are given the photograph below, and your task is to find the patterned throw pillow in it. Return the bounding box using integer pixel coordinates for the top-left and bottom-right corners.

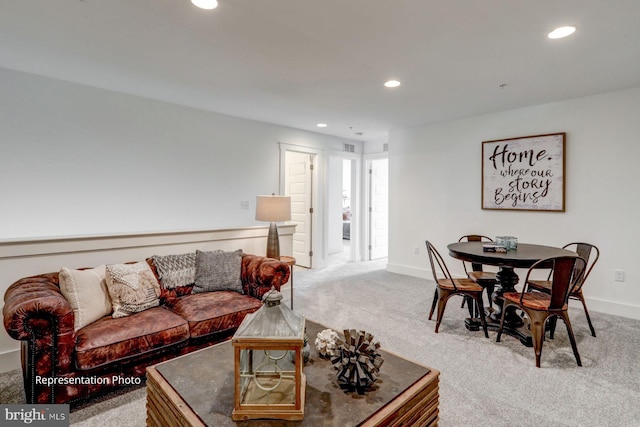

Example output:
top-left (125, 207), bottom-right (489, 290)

top-left (105, 261), bottom-right (161, 318)
top-left (59, 265), bottom-right (112, 331)
top-left (152, 253), bottom-right (196, 289)
top-left (193, 249), bottom-right (243, 293)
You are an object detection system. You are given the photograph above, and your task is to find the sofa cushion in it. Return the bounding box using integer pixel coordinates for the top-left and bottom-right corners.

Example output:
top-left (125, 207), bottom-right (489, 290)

top-left (193, 249), bottom-right (243, 293)
top-left (75, 306), bottom-right (189, 370)
top-left (159, 284), bottom-right (195, 308)
top-left (59, 265), bottom-right (112, 331)
top-left (105, 261), bottom-right (161, 318)
top-left (169, 291), bottom-right (262, 339)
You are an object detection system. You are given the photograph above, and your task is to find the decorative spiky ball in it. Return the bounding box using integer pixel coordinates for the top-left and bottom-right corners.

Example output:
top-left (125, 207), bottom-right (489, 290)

top-left (315, 329), bottom-right (340, 359)
top-left (331, 329), bottom-right (384, 393)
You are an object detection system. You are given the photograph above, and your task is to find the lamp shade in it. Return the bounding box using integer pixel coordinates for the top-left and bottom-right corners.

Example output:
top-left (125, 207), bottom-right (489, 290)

top-left (255, 195), bottom-right (291, 222)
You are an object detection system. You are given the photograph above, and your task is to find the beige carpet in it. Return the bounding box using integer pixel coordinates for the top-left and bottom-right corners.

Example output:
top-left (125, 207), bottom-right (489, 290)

top-left (2, 258), bottom-right (639, 426)
top-left (293, 259), bottom-right (640, 427)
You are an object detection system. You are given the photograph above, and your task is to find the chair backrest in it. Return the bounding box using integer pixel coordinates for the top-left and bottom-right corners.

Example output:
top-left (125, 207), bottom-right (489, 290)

top-left (525, 256), bottom-right (587, 309)
top-left (458, 235), bottom-right (493, 274)
top-left (425, 240), bottom-right (457, 289)
top-left (562, 242), bottom-right (600, 293)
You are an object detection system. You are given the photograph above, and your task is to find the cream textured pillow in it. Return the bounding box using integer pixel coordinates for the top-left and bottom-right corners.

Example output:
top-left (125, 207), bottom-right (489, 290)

top-left (59, 265), bottom-right (112, 331)
top-left (105, 262), bottom-right (161, 318)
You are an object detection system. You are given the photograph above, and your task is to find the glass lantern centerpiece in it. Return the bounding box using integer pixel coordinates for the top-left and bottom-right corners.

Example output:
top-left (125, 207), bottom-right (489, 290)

top-left (231, 287), bottom-right (306, 421)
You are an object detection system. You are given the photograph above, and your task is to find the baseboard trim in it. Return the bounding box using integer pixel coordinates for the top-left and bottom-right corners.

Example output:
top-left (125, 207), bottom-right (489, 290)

top-left (0, 349), bottom-right (20, 373)
top-left (386, 263), bottom-right (430, 279)
top-left (585, 297), bottom-right (640, 320)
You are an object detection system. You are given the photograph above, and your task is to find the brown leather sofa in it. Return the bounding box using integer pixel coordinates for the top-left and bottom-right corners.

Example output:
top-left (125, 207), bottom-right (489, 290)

top-left (3, 254), bottom-right (290, 405)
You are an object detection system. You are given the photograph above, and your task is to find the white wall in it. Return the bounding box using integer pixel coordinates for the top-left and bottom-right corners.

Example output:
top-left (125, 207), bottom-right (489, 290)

top-left (0, 67), bottom-right (353, 239)
top-left (364, 136), bottom-right (388, 155)
top-left (388, 87), bottom-right (640, 320)
top-left (0, 66), bottom-right (362, 371)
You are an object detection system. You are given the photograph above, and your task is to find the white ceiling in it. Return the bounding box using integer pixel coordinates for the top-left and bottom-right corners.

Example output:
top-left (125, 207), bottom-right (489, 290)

top-left (2, 0), bottom-right (640, 142)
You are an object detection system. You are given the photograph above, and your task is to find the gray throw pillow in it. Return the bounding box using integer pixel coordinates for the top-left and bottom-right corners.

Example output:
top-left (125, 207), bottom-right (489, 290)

top-left (152, 253), bottom-right (196, 289)
top-left (193, 249), bottom-right (243, 293)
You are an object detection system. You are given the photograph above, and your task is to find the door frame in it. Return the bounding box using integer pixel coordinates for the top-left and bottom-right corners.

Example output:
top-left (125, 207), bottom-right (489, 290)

top-left (340, 153), bottom-right (362, 262)
top-left (279, 142), bottom-right (323, 268)
top-left (364, 153), bottom-right (389, 260)
top-left (279, 142), bottom-right (366, 268)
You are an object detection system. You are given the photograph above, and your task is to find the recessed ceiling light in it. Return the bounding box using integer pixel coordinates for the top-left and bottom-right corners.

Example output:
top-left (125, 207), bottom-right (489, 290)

top-left (316, 123), bottom-right (327, 128)
top-left (191, 0), bottom-right (218, 10)
top-left (548, 26), bottom-right (576, 39)
top-left (384, 80), bottom-right (401, 88)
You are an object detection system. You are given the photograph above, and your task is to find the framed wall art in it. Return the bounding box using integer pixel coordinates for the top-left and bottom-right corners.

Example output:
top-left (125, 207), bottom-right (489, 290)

top-left (482, 132), bottom-right (565, 212)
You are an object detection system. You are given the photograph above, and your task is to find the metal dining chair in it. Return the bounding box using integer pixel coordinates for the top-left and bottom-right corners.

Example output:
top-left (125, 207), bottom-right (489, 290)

top-left (525, 243), bottom-right (600, 337)
top-left (458, 235), bottom-right (498, 314)
top-left (426, 240), bottom-right (489, 338)
top-left (497, 255), bottom-right (587, 367)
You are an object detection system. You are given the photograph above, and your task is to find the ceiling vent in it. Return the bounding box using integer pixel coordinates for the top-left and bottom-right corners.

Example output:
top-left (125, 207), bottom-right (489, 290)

top-left (344, 143), bottom-right (355, 153)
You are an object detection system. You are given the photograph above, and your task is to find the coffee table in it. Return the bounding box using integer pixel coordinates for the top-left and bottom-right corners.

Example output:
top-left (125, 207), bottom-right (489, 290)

top-left (147, 320), bottom-right (439, 426)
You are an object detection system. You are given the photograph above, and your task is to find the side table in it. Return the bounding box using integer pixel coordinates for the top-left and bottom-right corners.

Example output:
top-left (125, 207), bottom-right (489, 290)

top-left (280, 255), bottom-right (296, 309)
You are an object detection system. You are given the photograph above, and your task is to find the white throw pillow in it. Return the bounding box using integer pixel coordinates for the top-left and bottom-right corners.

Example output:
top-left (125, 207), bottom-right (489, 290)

top-left (105, 262), bottom-right (161, 318)
top-left (59, 265), bottom-right (113, 331)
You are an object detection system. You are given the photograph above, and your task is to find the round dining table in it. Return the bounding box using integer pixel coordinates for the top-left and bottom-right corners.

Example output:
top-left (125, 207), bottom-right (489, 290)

top-left (447, 241), bottom-right (577, 346)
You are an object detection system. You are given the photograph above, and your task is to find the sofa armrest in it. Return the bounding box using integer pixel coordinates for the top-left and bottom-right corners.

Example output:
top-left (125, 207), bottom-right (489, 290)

top-left (3, 274), bottom-right (76, 382)
top-left (241, 255), bottom-right (291, 300)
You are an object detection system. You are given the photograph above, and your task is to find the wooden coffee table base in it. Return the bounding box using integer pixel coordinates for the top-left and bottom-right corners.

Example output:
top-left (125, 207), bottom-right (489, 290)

top-left (360, 370), bottom-right (439, 427)
top-left (147, 368), bottom-right (204, 427)
top-left (146, 321), bottom-right (439, 427)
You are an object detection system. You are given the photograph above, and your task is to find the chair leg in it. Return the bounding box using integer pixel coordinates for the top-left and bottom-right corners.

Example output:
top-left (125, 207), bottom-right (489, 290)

top-left (466, 296), bottom-right (475, 318)
top-left (548, 316), bottom-right (558, 339)
top-left (428, 288), bottom-right (438, 320)
top-left (473, 293), bottom-right (489, 338)
top-left (574, 292), bottom-right (596, 337)
top-left (434, 290), bottom-right (452, 333)
top-left (485, 284), bottom-right (495, 308)
top-left (496, 302), bottom-right (510, 343)
top-left (526, 309), bottom-right (549, 368)
top-left (559, 312), bottom-right (582, 367)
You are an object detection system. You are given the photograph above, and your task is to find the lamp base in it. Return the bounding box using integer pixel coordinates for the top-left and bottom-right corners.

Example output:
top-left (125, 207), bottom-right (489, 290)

top-left (266, 222), bottom-right (280, 260)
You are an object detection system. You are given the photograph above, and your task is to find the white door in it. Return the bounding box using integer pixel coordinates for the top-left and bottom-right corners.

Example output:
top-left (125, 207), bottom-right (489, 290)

top-left (285, 151), bottom-right (314, 268)
top-left (369, 158), bottom-right (388, 260)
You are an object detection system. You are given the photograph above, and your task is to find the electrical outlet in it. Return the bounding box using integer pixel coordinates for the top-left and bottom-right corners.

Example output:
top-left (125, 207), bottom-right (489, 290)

top-left (414, 246), bottom-right (420, 255)
top-left (614, 269), bottom-right (625, 282)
